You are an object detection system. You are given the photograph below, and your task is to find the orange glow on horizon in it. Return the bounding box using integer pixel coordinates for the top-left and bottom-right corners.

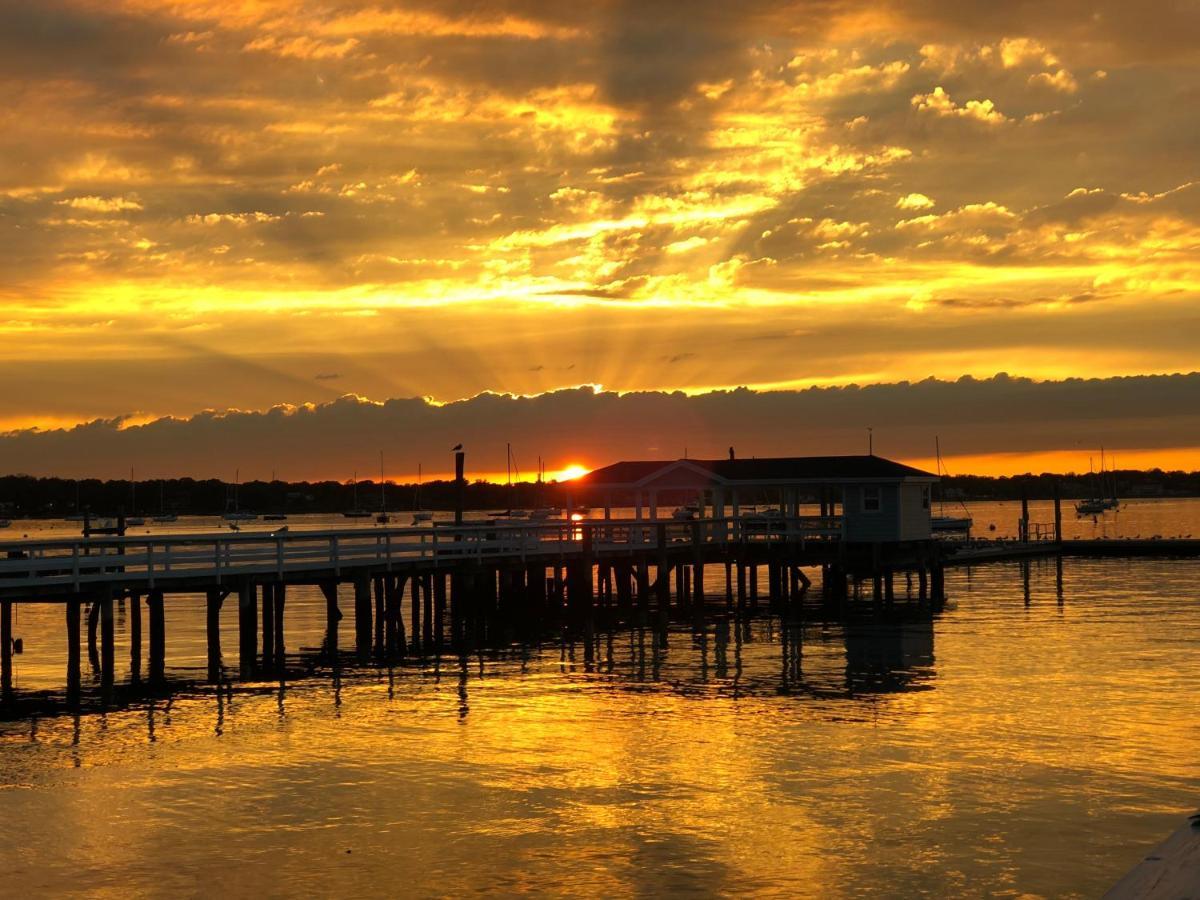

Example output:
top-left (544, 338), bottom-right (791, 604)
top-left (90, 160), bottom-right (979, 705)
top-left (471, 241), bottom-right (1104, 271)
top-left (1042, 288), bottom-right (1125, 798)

top-left (904, 446), bottom-right (1200, 478)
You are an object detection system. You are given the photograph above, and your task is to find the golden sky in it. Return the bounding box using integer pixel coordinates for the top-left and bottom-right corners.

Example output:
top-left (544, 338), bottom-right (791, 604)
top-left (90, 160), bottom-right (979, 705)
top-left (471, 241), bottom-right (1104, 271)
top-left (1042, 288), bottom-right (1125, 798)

top-left (1, 1), bottom-right (1198, 476)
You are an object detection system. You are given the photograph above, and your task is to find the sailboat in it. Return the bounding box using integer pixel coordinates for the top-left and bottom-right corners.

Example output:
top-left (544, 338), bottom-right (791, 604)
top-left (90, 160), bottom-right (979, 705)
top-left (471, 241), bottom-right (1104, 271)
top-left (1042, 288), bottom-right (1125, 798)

top-left (1076, 455), bottom-right (1107, 515)
top-left (126, 466), bottom-right (146, 526)
top-left (343, 472), bottom-right (372, 518)
top-left (223, 469), bottom-right (257, 521)
top-left (152, 479), bottom-right (177, 523)
top-left (411, 463), bottom-right (433, 524)
top-left (930, 438), bottom-right (973, 532)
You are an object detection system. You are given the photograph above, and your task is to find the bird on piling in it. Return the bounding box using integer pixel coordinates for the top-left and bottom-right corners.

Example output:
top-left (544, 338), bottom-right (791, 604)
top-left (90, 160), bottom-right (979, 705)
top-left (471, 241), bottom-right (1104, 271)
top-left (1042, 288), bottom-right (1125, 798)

top-left (451, 443), bottom-right (463, 451)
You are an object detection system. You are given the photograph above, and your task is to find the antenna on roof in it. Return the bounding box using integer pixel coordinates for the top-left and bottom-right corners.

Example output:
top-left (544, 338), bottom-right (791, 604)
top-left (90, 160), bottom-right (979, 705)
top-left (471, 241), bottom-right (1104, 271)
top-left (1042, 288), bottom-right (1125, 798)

top-left (867, 427), bottom-right (874, 456)
top-left (729, 446), bottom-right (735, 460)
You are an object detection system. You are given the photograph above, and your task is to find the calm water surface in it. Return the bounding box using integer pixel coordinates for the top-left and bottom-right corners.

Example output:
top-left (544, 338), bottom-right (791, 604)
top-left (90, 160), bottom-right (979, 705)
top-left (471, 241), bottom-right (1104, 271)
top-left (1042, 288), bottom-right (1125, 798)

top-left (1, 504), bottom-right (1199, 897)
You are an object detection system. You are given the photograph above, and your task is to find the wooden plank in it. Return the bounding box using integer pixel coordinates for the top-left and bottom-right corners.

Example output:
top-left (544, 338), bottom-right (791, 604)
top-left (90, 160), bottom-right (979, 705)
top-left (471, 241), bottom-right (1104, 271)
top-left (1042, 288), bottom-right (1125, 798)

top-left (1105, 817), bottom-right (1200, 899)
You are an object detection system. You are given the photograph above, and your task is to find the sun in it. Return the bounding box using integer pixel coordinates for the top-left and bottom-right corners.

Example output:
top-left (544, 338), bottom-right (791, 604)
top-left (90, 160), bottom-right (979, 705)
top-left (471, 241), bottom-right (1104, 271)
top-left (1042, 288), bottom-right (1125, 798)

top-left (556, 463), bottom-right (591, 481)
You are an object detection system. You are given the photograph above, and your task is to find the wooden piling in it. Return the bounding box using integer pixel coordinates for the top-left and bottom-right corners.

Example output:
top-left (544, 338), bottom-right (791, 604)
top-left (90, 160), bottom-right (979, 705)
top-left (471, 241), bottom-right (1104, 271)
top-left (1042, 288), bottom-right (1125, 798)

top-left (1053, 481), bottom-right (1063, 543)
top-left (66, 600), bottom-right (81, 702)
top-left (87, 599), bottom-right (100, 671)
top-left (273, 582), bottom-right (285, 667)
top-left (206, 588), bottom-right (223, 682)
top-left (373, 576), bottom-right (385, 655)
top-left (126, 590), bottom-right (142, 684)
top-left (100, 590), bottom-right (114, 691)
top-left (433, 573), bottom-right (446, 649)
top-left (354, 576), bottom-right (372, 658)
top-left (1, 599), bottom-right (12, 704)
top-left (385, 575), bottom-right (404, 659)
top-left (423, 574), bottom-right (434, 647)
top-left (238, 581), bottom-right (257, 677)
top-left (261, 582), bottom-right (275, 665)
top-left (410, 574), bottom-right (421, 652)
top-left (148, 589), bottom-right (165, 685)
top-left (321, 581), bottom-right (340, 661)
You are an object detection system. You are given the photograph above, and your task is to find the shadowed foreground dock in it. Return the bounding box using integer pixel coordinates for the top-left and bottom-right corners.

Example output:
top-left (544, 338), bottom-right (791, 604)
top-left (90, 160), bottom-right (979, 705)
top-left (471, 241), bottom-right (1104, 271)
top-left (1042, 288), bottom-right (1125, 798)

top-left (1105, 817), bottom-right (1200, 899)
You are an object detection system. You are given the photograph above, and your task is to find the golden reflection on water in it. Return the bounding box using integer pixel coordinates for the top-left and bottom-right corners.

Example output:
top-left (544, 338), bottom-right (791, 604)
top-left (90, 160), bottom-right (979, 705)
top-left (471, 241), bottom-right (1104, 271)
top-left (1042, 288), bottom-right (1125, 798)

top-left (1, 557), bottom-right (1199, 897)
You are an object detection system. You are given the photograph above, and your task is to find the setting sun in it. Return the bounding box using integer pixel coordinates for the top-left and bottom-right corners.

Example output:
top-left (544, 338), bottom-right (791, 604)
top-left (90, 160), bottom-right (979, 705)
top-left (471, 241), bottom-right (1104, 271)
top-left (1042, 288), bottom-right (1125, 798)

top-left (555, 464), bottom-right (591, 481)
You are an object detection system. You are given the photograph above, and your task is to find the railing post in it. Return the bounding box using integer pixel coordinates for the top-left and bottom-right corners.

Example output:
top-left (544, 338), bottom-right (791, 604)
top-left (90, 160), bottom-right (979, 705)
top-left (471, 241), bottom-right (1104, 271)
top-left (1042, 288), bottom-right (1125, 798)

top-left (147, 543), bottom-right (155, 588)
top-left (276, 536), bottom-right (284, 579)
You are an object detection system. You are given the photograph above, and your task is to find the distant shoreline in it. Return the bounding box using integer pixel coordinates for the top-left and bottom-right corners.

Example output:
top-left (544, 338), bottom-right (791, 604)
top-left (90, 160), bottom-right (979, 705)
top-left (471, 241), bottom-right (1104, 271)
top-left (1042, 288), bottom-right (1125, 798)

top-left (1, 470), bottom-right (1197, 518)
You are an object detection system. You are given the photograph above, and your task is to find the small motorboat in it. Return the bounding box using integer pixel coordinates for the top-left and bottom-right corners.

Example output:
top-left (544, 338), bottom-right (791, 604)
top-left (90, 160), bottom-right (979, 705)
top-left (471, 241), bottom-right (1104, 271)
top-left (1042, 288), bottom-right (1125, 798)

top-left (671, 506), bottom-right (697, 521)
top-left (152, 514), bottom-right (178, 523)
top-left (126, 516), bottom-right (146, 527)
top-left (1076, 499), bottom-right (1106, 516)
top-left (343, 510), bottom-right (373, 519)
top-left (224, 511), bottom-right (257, 521)
top-left (0, 519), bottom-right (10, 529)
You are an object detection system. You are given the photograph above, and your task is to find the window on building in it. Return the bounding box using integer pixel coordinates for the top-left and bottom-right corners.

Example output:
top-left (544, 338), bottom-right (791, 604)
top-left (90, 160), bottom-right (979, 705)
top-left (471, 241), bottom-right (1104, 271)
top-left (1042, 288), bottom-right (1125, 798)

top-left (922, 486), bottom-right (930, 509)
top-left (862, 486), bottom-right (881, 512)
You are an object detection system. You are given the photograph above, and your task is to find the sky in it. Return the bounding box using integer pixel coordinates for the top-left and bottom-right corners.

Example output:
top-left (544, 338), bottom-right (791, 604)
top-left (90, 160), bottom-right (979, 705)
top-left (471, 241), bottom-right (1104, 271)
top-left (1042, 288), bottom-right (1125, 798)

top-left (1, 1), bottom-right (1198, 479)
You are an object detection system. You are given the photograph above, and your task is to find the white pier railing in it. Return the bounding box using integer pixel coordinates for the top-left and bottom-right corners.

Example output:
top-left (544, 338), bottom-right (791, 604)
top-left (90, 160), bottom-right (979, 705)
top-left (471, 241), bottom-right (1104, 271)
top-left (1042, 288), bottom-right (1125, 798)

top-left (0, 516), bottom-right (843, 594)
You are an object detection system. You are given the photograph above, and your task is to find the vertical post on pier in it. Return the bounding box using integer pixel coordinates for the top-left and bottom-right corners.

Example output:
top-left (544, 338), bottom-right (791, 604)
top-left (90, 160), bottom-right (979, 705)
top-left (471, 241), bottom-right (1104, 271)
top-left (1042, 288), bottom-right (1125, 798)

top-left (750, 563), bottom-right (759, 606)
top-left (354, 576), bottom-right (372, 659)
top-left (148, 589), bottom-right (165, 686)
top-left (238, 580), bottom-right (257, 678)
top-left (1, 599), bottom-right (12, 705)
top-left (454, 451), bottom-right (466, 527)
top-left (261, 582), bottom-right (275, 667)
top-left (100, 589), bottom-right (115, 693)
top-left (129, 590), bottom-right (142, 684)
top-left (66, 599), bottom-right (82, 703)
top-left (1020, 494), bottom-right (1030, 543)
top-left (206, 588), bottom-right (223, 683)
top-left (690, 520), bottom-right (705, 609)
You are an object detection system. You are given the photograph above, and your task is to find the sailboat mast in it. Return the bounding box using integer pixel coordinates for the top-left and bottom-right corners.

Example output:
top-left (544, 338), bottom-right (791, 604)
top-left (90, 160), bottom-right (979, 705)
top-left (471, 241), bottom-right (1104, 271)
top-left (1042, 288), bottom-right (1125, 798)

top-left (379, 451), bottom-right (386, 512)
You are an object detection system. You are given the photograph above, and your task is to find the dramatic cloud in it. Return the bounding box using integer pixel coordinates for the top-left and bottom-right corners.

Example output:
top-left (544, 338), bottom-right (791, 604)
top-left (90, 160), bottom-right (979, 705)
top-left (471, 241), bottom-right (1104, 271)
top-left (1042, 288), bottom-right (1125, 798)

top-left (2, 374), bottom-right (1199, 480)
top-left (1, 1), bottom-right (1198, 470)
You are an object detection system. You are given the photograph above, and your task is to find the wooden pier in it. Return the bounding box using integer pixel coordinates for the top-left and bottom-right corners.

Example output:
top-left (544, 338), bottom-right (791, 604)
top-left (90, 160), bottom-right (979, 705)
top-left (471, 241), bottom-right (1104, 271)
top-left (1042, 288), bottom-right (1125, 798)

top-left (0, 515), bottom-right (953, 709)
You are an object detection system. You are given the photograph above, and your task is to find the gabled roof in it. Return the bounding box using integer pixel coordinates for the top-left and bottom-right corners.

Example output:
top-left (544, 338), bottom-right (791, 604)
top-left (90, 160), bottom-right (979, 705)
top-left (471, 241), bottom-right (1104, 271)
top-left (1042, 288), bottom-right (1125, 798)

top-left (573, 455), bottom-right (937, 489)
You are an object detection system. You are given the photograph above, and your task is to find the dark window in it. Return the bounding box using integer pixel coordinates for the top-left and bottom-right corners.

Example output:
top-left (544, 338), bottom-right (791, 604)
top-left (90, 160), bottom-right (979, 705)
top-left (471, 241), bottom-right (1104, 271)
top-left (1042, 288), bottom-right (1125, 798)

top-left (921, 486), bottom-right (930, 509)
top-left (863, 486), bottom-right (881, 512)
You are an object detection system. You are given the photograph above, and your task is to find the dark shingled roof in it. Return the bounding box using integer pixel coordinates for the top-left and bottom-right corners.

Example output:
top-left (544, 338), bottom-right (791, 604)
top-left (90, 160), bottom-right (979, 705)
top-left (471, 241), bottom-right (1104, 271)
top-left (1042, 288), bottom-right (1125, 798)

top-left (574, 455), bottom-right (936, 487)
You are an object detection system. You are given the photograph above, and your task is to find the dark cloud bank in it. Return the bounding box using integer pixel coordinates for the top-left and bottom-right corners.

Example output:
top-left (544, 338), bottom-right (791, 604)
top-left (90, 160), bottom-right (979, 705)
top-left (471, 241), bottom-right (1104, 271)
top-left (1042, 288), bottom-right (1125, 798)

top-left (1, 373), bottom-right (1197, 480)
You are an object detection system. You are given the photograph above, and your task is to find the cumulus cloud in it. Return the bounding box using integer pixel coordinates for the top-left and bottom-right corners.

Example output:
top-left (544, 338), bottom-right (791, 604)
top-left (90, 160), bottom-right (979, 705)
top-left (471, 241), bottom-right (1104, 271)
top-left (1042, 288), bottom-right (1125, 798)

top-left (911, 86), bottom-right (1009, 124)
